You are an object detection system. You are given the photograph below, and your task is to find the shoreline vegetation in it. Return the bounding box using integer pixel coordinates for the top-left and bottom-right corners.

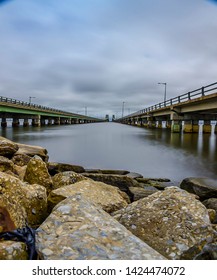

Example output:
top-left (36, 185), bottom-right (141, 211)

top-left (0, 136), bottom-right (217, 260)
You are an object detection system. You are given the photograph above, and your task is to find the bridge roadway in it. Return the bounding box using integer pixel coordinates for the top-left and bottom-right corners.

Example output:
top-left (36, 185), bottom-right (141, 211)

top-left (116, 82), bottom-right (217, 133)
top-left (0, 96), bottom-right (105, 127)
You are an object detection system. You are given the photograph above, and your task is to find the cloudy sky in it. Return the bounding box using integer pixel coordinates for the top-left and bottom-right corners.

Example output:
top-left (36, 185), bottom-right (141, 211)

top-left (0, 0), bottom-right (217, 118)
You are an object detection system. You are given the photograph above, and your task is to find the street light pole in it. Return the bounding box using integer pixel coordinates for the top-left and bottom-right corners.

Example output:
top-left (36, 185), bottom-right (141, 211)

top-left (29, 96), bottom-right (36, 104)
top-left (122, 102), bottom-right (125, 118)
top-left (158, 82), bottom-right (167, 102)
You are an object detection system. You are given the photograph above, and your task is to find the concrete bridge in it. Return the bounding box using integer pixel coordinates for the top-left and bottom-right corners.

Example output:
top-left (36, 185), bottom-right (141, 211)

top-left (0, 96), bottom-right (105, 127)
top-left (116, 82), bottom-right (217, 133)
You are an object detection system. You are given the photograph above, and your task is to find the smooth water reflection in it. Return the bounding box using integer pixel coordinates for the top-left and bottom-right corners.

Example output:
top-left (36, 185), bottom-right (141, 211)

top-left (1, 122), bottom-right (217, 183)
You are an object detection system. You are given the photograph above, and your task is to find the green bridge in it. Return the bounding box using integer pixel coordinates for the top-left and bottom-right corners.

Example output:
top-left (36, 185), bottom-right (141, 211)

top-left (0, 96), bottom-right (105, 127)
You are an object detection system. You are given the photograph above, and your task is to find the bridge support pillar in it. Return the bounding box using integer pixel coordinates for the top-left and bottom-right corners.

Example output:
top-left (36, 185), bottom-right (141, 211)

top-left (54, 117), bottom-right (60, 125)
top-left (48, 119), bottom-right (53, 125)
top-left (40, 118), bottom-right (46, 126)
top-left (23, 119), bottom-right (29, 127)
top-left (166, 120), bottom-right (171, 129)
top-left (203, 120), bottom-right (212, 133)
top-left (32, 115), bottom-right (41, 127)
top-left (148, 120), bottom-right (156, 128)
top-left (1, 118), bottom-right (7, 128)
top-left (156, 121), bottom-right (162, 128)
top-left (12, 118), bottom-right (20, 127)
top-left (171, 120), bottom-right (182, 133)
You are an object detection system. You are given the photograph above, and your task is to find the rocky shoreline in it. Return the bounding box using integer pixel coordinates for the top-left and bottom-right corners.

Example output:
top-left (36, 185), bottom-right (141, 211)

top-left (0, 136), bottom-right (217, 260)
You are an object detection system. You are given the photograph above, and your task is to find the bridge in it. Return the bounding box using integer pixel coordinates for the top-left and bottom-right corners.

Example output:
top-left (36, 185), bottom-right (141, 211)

top-left (0, 96), bottom-right (105, 127)
top-left (116, 82), bottom-right (217, 133)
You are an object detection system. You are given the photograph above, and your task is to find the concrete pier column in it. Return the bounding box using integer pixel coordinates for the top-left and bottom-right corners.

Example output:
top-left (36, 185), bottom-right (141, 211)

top-left (48, 119), bottom-right (53, 125)
top-left (171, 120), bottom-right (182, 133)
top-left (32, 115), bottom-right (41, 127)
top-left (40, 118), bottom-right (46, 126)
top-left (157, 121), bottom-right (162, 129)
top-left (12, 118), bottom-right (20, 127)
top-left (183, 120), bottom-right (192, 133)
top-left (166, 120), bottom-right (171, 129)
top-left (203, 120), bottom-right (212, 133)
top-left (54, 117), bottom-right (60, 125)
top-left (192, 120), bottom-right (199, 133)
top-left (1, 117), bottom-right (7, 127)
top-left (23, 119), bottom-right (29, 127)
top-left (148, 120), bottom-right (156, 128)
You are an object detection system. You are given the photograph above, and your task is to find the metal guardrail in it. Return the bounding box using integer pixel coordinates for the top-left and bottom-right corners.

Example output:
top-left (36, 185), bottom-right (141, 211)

top-left (120, 82), bottom-right (217, 119)
top-left (0, 96), bottom-right (99, 120)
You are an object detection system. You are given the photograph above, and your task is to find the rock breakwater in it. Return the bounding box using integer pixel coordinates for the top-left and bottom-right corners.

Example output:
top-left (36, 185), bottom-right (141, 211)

top-left (0, 136), bottom-right (217, 260)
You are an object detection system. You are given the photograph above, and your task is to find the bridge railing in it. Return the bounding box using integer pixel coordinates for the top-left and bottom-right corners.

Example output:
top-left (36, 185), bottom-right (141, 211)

top-left (123, 81), bottom-right (217, 119)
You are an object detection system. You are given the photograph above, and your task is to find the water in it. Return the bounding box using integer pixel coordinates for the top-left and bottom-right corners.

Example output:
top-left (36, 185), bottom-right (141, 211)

top-left (1, 122), bottom-right (217, 183)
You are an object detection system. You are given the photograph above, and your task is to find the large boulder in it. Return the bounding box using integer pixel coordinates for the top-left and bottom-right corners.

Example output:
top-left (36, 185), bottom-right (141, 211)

top-left (0, 172), bottom-right (47, 229)
top-left (0, 241), bottom-right (28, 260)
top-left (0, 137), bottom-right (19, 158)
top-left (0, 156), bottom-right (15, 173)
top-left (52, 171), bottom-right (88, 189)
top-left (81, 173), bottom-right (141, 202)
top-left (36, 195), bottom-right (166, 260)
top-left (15, 143), bottom-right (49, 162)
top-left (47, 162), bottom-right (85, 176)
top-left (113, 187), bottom-right (216, 260)
top-left (180, 177), bottom-right (217, 200)
top-left (48, 180), bottom-right (130, 213)
top-left (202, 198), bottom-right (217, 223)
top-left (24, 156), bottom-right (53, 193)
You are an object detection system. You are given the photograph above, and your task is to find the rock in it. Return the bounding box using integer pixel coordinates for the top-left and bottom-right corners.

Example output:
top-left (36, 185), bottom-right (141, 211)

top-left (194, 243), bottom-right (217, 260)
top-left (129, 186), bottom-right (159, 201)
top-left (47, 162), bottom-right (85, 176)
top-left (100, 170), bottom-right (129, 175)
top-left (81, 173), bottom-right (141, 202)
top-left (0, 137), bottom-right (19, 158)
top-left (13, 165), bottom-right (27, 181)
top-left (36, 195), bottom-right (166, 260)
top-left (0, 172), bottom-right (27, 231)
top-left (0, 156), bottom-right (15, 173)
top-left (48, 180), bottom-right (130, 213)
top-left (203, 198), bottom-right (217, 212)
top-left (126, 172), bottom-right (143, 179)
top-left (12, 154), bottom-right (32, 167)
top-left (15, 143), bottom-right (49, 162)
top-left (136, 177), bottom-right (171, 183)
top-left (0, 171), bottom-right (47, 228)
top-left (52, 171), bottom-right (88, 189)
top-left (24, 156), bottom-right (53, 193)
top-left (0, 241), bottom-right (28, 260)
top-left (203, 198), bottom-right (217, 223)
top-left (113, 186), bottom-right (216, 260)
top-left (21, 184), bottom-right (47, 228)
top-left (180, 177), bottom-right (217, 200)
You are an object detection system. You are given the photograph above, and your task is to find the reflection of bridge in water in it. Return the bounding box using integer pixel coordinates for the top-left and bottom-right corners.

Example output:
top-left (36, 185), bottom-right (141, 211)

top-left (116, 82), bottom-right (217, 134)
top-left (0, 97), bottom-right (105, 127)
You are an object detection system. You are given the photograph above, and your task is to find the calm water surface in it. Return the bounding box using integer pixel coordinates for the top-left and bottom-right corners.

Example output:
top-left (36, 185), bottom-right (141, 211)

top-left (2, 122), bottom-right (217, 183)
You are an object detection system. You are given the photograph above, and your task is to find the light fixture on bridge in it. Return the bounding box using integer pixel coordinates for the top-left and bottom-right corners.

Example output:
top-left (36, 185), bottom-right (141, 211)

top-left (158, 82), bottom-right (167, 102)
top-left (29, 96), bottom-right (36, 104)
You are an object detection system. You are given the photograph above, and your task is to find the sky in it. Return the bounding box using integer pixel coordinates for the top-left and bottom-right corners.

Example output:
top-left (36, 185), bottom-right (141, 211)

top-left (0, 0), bottom-right (217, 119)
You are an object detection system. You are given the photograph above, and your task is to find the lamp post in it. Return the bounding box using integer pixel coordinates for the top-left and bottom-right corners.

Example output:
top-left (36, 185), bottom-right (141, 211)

top-left (29, 96), bottom-right (36, 104)
top-left (158, 82), bottom-right (167, 102)
top-left (122, 102), bottom-right (125, 118)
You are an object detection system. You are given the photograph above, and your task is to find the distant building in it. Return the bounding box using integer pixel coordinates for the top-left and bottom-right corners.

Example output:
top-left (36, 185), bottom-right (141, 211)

top-left (112, 115), bottom-right (116, 121)
top-left (105, 114), bottom-right (109, 122)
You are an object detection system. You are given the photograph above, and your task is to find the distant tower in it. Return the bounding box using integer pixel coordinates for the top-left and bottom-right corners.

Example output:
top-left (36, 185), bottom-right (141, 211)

top-left (112, 115), bottom-right (116, 121)
top-left (105, 114), bottom-right (109, 122)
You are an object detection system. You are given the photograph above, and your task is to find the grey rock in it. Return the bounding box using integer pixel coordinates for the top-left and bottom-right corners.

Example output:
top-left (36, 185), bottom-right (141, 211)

top-left (36, 195), bottom-right (166, 260)
top-left (47, 162), bottom-right (85, 176)
top-left (180, 177), bottom-right (217, 200)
